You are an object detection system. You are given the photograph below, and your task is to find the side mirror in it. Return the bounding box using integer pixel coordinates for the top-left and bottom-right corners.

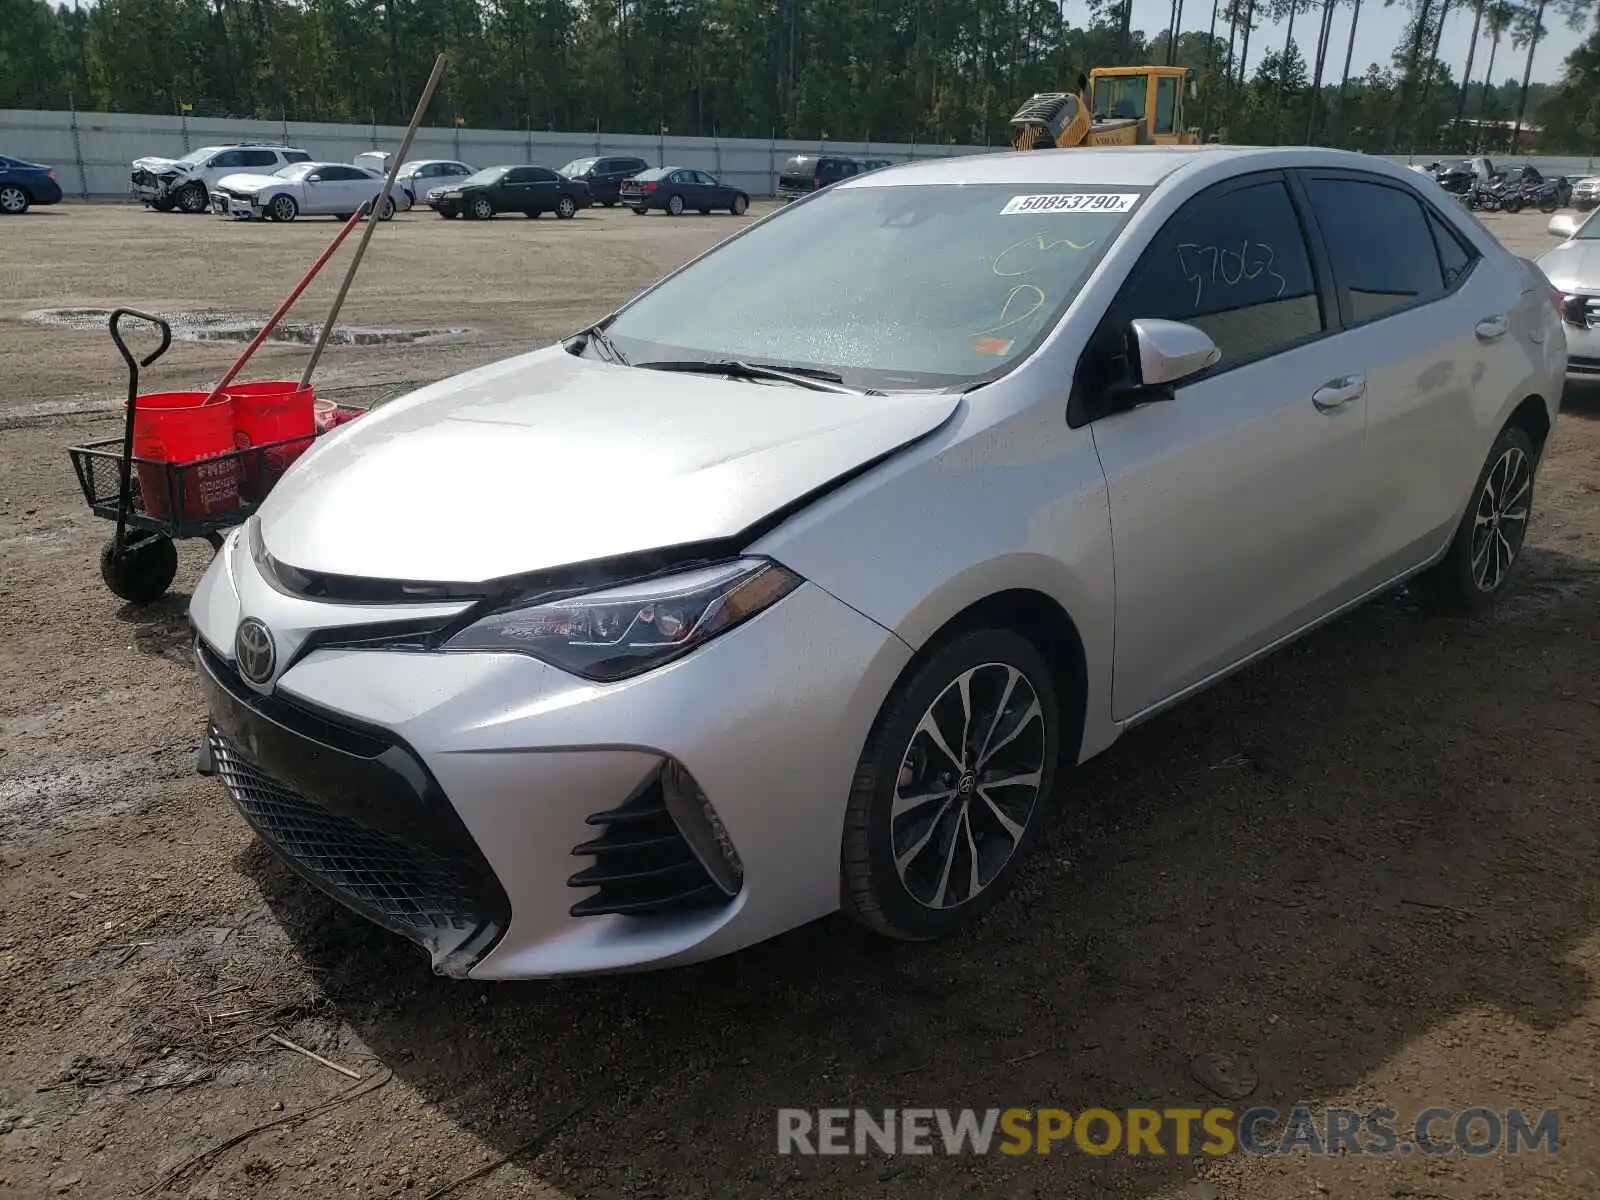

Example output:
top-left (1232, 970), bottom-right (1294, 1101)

top-left (1130, 318), bottom-right (1221, 386)
top-left (1548, 214), bottom-right (1580, 239)
top-left (307, 173), bottom-right (322, 183)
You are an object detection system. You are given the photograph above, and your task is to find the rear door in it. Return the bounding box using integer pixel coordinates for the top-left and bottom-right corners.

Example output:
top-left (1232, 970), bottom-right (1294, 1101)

top-left (1083, 171), bottom-right (1374, 719)
top-left (1295, 169), bottom-right (1507, 580)
top-left (523, 166), bottom-right (561, 211)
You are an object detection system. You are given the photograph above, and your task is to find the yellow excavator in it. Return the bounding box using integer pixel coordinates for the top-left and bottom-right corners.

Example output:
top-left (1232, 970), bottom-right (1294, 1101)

top-left (1010, 65), bottom-right (1201, 151)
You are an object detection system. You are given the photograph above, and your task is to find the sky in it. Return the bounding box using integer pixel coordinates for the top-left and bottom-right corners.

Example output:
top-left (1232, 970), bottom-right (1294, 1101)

top-left (1125, 0), bottom-right (1590, 85)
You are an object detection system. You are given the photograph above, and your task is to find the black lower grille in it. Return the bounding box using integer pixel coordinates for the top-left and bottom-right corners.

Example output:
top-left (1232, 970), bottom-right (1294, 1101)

top-left (1568, 354), bottom-right (1600, 374)
top-left (210, 729), bottom-right (489, 950)
top-left (568, 773), bottom-right (731, 918)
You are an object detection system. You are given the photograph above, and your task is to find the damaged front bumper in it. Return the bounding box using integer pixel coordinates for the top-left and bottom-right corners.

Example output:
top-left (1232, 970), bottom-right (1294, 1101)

top-left (210, 192), bottom-right (261, 219)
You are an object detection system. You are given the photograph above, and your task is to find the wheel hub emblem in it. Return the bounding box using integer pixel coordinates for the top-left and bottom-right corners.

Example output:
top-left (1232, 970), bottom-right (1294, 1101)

top-left (235, 617), bottom-right (276, 685)
top-left (957, 771), bottom-right (977, 797)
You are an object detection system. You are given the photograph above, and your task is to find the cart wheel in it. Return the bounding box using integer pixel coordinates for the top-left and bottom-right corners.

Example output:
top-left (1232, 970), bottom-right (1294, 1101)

top-left (100, 534), bottom-right (178, 604)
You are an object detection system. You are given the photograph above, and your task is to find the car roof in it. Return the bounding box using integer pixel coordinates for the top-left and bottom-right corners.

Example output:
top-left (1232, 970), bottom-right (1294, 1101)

top-left (836, 144), bottom-right (1422, 191)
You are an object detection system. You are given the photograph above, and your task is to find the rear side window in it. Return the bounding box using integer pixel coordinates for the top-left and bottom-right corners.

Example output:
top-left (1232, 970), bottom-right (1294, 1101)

top-left (239, 150), bottom-right (278, 168)
top-left (1303, 177), bottom-right (1445, 322)
top-left (1116, 177), bottom-right (1322, 368)
top-left (283, 150), bottom-right (312, 163)
top-left (1426, 208), bottom-right (1476, 289)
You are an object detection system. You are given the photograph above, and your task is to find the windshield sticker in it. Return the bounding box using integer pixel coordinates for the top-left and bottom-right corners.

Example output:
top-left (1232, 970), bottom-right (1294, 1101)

top-left (971, 336), bottom-right (1016, 356)
top-left (1000, 193), bottom-right (1139, 215)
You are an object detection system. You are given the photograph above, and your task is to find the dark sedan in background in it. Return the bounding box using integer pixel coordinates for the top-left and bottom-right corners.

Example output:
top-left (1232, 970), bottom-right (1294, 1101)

top-left (0, 155), bottom-right (63, 214)
top-left (557, 154), bottom-right (650, 206)
top-left (620, 166), bottom-right (750, 216)
top-left (426, 165), bottom-right (591, 219)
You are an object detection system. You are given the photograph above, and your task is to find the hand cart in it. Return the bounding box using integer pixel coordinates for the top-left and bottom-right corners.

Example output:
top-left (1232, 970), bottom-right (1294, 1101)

top-left (67, 308), bottom-right (363, 604)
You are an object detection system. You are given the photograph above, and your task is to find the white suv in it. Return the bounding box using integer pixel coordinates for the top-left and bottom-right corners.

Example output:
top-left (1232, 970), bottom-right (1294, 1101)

top-left (131, 144), bottom-right (312, 213)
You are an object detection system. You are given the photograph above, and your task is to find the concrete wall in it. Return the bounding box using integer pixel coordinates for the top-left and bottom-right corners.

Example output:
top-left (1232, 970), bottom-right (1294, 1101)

top-left (0, 108), bottom-right (989, 200)
top-left (4, 108), bottom-right (1597, 200)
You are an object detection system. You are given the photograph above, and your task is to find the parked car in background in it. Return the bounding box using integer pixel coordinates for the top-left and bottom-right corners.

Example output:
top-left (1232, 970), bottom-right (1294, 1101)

top-left (347, 153), bottom-right (414, 210)
top-left (859, 158), bottom-right (894, 174)
top-left (1571, 176), bottom-right (1600, 211)
top-left (131, 144), bottom-right (312, 213)
top-left (776, 153), bottom-right (865, 200)
top-left (395, 159), bottom-right (475, 207)
top-left (0, 155), bottom-right (63, 214)
top-left (189, 145), bottom-right (1563, 982)
top-left (558, 155), bottom-right (650, 206)
top-left (1539, 209), bottom-right (1600, 382)
top-left (620, 167), bottom-right (750, 216)
top-left (211, 161), bottom-right (400, 222)
top-left (425, 165), bottom-right (590, 219)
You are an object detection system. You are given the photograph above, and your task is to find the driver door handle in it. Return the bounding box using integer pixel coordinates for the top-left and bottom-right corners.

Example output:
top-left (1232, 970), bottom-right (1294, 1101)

top-left (1475, 314), bottom-right (1509, 340)
top-left (1312, 375), bottom-right (1366, 412)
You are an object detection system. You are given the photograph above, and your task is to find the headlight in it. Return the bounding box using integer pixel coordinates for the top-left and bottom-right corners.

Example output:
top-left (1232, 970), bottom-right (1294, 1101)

top-left (442, 190), bottom-right (463, 199)
top-left (444, 558), bottom-right (802, 681)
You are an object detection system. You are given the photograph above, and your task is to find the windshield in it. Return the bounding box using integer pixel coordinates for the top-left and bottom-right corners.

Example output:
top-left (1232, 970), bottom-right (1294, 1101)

top-left (461, 167), bottom-right (508, 186)
top-left (178, 146), bottom-right (226, 165)
top-left (1570, 211), bottom-right (1600, 240)
top-left (274, 163), bottom-right (315, 181)
top-left (603, 182), bottom-right (1143, 390)
top-left (1092, 75), bottom-right (1148, 120)
top-left (560, 158), bottom-right (597, 177)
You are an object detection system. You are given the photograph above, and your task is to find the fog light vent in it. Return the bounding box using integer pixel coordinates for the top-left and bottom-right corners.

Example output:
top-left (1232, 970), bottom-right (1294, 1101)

top-left (660, 758), bottom-right (743, 896)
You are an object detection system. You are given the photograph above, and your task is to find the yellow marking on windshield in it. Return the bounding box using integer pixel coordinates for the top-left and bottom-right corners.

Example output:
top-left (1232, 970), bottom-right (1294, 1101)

top-left (977, 284), bottom-right (1047, 335)
top-left (992, 232), bottom-right (1099, 278)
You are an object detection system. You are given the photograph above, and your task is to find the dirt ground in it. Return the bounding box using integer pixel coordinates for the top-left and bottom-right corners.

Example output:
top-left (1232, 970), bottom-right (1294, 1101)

top-left (1, 202), bottom-right (1597, 1200)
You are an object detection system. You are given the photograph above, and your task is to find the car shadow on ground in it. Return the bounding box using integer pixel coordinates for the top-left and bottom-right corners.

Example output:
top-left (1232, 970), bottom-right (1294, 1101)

top-left (113, 589), bottom-right (194, 667)
top-left (239, 539), bottom-right (1600, 1196)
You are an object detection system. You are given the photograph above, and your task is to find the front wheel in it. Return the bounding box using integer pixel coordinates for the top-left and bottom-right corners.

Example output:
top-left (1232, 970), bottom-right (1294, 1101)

top-left (666, 194), bottom-right (685, 217)
top-left (151, 195), bottom-right (176, 213)
top-left (841, 628), bottom-right (1062, 942)
top-left (631, 206), bottom-right (649, 216)
top-left (269, 193), bottom-right (298, 222)
top-left (100, 534), bottom-right (178, 604)
top-left (177, 182), bottom-right (207, 213)
top-left (556, 195), bottom-right (577, 219)
top-left (1411, 423), bottom-right (1537, 615)
top-left (470, 194), bottom-right (494, 220)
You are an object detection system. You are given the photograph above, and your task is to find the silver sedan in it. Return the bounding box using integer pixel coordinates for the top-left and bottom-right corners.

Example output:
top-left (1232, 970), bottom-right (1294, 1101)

top-left (1538, 210), bottom-right (1600, 383)
top-left (190, 146), bottom-right (1566, 981)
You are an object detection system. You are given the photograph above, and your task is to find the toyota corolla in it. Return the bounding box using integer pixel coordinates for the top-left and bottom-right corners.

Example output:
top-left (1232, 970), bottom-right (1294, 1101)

top-left (191, 146), bottom-right (1564, 980)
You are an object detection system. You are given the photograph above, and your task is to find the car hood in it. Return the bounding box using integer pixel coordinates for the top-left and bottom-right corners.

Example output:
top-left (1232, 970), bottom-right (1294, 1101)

top-left (216, 172), bottom-right (286, 192)
top-left (1537, 241), bottom-right (1600, 291)
top-left (132, 155), bottom-right (186, 173)
top-left (255, 346), bottom-right (960, 583)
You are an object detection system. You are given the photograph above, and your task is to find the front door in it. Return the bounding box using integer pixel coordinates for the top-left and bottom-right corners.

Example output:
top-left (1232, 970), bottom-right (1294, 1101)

top-left (1084, 172), bottom-right (1374, 720)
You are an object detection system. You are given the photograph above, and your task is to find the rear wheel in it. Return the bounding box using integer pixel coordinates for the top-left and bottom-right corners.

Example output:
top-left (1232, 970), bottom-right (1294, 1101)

top-left (841, 628), bottom-right (1061, 942)
top-left (177, 182), bottom-right (207, 213)
top-left (1411, 422), bottom-right (1538, 615)
top-left (269, 193), bottom-right (298, 222)
top-left (556, 195), bottom-right (577, 219)
top-left (0, 184), bottom-right (29, 214)
top-left (667, 193), bottom-right (685, 217)
top-left (731, 193), bottom-right (748, 215)
top-left (365, 195), bottom-right (395, 220)
top-left (333, 212), bottom-right (352, 221)
top-left (602, 199), bottom-right (617, 207)
top-left (632, 206), bottom-right (649, 216)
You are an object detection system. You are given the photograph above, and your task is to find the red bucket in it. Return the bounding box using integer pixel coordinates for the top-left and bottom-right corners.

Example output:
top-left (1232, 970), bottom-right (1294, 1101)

top-left (130, 391), bottom-right (241, 521)
top-left (227, 381), bottom-right (316, 502)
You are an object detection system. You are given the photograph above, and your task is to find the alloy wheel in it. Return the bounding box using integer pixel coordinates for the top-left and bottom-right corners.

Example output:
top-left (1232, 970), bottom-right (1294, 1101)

top-left (890, 662), bottom-right (1047, 910)
top-left (0, 185), bottom-right (26, 214)
top-left (1471, 444), bottom-right (1532, 593)
top-left (271, 194), bottom-right (296, 222)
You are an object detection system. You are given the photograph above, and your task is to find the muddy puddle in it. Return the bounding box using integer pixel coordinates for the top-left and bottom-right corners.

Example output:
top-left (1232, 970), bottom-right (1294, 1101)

top-left (24, 308), bottom-right (472, 347)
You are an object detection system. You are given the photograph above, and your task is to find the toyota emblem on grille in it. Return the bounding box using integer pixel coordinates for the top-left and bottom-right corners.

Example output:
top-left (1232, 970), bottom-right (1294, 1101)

top-left (235, 617), bottom-right (276, 685)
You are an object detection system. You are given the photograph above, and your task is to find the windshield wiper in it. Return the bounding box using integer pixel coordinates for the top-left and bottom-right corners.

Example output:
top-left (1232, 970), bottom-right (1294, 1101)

top-left (576, 322), bottom-right (628, 365)
top-left (634, 359), bottom-right (876, 395)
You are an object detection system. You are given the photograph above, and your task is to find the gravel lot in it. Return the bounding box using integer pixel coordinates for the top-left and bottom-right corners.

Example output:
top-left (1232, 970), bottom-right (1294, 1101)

top-left (1, 203), bottom-right (1597, 1200)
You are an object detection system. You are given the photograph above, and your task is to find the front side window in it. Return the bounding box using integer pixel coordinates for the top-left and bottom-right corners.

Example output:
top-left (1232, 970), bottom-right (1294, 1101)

top-left (1154, 76), bottom-right (1178, 134)
top-left (209, 150), bottom-right (247, 169)
top-left (604, 182), bottom-right (1144, 390)
top-left (1303, 177), bottom-right (1444, 323)
top-left (1114, 178), bottom-right (1321, 368)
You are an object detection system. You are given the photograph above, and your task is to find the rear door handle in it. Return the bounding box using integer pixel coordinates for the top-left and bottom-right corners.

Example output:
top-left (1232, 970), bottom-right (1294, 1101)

top-left (1475, 315), bottom-right (1509, 340)
top-left (1312, 375), bottom-right (1366, 411)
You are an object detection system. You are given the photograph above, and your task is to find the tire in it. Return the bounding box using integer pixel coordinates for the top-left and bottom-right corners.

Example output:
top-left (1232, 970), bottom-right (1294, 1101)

top-left (1411, 422), bottom-right (1538, 616)
top-left (470, 194), bottom-right (494, 220)
top-left (100, 534), bottom-right (178, 604)
top-left (632, 206), bottom-right (649, 215)
top-left (667, 193), bottom-right (685, 216)
top-left (698, 207), bottom-right (711, 215)
top-left (151, 195), bottom-right (176, 212)
top-left (1503, 197), bottom-right (1523, 214)
top-left (525, 209), bottom-right (541, 218)
top-left (603, 199), bottom-right (617, 208)
top-left (177, 182), bottom-right (207, 213)
top-left (269, 193), bottom-right (297, 222)
top-left (731, 193), bottom-right (748, 215)
top-left (0, 184), bottom-right (29, 215)
top-left (334, 212), bottom-right (352, 221)
top-left (375, 195), bottom-right (394, 220)
top-left (1540, 199), bottom-right (1559, 214)
top-left (840, 628), bottom-right (1062, 942)
top-left (556, 195), bottom-right (577, 219)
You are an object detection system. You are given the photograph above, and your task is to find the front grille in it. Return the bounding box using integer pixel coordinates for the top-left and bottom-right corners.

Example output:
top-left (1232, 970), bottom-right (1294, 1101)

top-left (568, 772), bottom-right (731, 918)
top-left (209, 728), bottom-right (489, 951)
top-left (1562, 295), bottom-right (1600, 330)
top-left (132, 169), bottom-right (153, 186)
top-left (1568, 354), bottom-right (1600, 375)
